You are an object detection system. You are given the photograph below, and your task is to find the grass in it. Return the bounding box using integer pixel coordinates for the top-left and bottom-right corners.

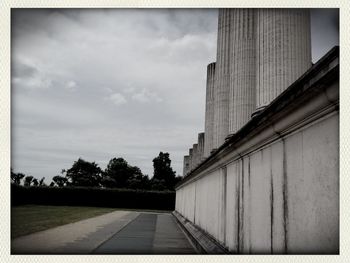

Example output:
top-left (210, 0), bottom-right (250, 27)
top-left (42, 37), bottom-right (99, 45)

top-left (11, 205), bottom-right (172, 239)
top-left (11, 205), bottom-right (117, 238)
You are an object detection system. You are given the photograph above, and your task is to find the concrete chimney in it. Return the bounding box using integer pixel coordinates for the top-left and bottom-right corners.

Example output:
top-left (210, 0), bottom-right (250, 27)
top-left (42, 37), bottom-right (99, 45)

top-left (213, 9), bottom-right (233, 149)
top-left (189, 148), bottom-right (193, 172)
top-left (183, 155), bottom-right (190, 177)
top-left (255, 9), bottom-right (311, 112)
top-left (229, 9), bottom-right (256, 135)
top-left (198, 132), bottom-right (205, 163)
top-left (204, 62), bottom-right (216, 158)
top-left (192, 144), bottom-right (198, 169)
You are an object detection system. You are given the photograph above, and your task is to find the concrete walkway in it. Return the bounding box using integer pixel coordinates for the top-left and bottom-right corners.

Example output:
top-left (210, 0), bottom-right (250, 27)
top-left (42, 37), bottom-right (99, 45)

top-left (12, 210), bottom-right (196, 254)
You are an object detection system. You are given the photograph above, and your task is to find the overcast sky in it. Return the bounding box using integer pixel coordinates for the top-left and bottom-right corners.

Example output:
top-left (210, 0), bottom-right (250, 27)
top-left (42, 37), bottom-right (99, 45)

top-left (11, 8), bottom-right (339, 183)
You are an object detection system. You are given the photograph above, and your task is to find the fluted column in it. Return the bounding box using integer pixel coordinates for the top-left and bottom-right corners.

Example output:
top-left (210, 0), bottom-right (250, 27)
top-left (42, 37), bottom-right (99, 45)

top-left (189, 148), bottom-right (193, 172)
top-left (204, 62), bottom-right (216, 158)
top-left (192, 144), bottom-right (198, 169)
top-left (183, 155), bottom-right (190, 176)
top-left (256, 8), bottom-right (311, 110)
top-left (229, 9), bottom-right (256, 135)
top-left (213, 9), bottom-right (233, 149)
top-left (197, 132), bottom-right (205, 163)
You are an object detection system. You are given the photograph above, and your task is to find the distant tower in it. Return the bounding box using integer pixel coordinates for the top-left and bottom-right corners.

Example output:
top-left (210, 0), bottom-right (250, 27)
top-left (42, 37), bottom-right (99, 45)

top-left (204, 62), bottom-right (216, 158)
top-left (192, 144), bottom-right (198, 168)
top-left (229, 9), bottom-right (256, 135)
top-left (213, 9), bottom-right (233, 149)
top-left (197, 132), bottom-right (205, 163)
top-left (189, 148), bottom-right (193, 172)
top-left (255, 9), bottom-right (312, 112)
top-left (183, 155), bottom-right (190, 176)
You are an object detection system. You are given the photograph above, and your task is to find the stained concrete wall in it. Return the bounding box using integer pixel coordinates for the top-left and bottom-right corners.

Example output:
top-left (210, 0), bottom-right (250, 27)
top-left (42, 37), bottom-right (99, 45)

top-left (256, 9), bottom-right (312, 110)
top-left (229, 9), bottom-right (256, 135)
top-left (204, 62), bottom-right (216, 158)
top-left (176, 169), bottom-right (226, 244)
top-left (285, 115), bottom-right (339, 253)
top-left (176, 183), bottom-right (196, 223)
top-left (176, 112), bottom-right (339, 253)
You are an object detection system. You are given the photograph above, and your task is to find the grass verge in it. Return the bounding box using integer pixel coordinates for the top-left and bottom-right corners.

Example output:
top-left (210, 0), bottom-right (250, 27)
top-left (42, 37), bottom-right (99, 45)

top-left (11, 205), bottom-right (117, 238)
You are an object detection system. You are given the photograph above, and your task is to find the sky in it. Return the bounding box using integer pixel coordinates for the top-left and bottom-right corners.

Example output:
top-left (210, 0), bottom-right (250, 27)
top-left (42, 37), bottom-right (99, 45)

top-left (11, 8), bottom-right (339, 183)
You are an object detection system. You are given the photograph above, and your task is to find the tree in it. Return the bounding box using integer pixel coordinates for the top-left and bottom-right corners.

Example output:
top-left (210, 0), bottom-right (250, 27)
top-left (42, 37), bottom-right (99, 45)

top-left (127, 173), bottom-right (151, 190)
top-left (152, 152), bottom-right (176, 190)
top-left (103, 157), bottom-right (144, 189)
top-left (11, 169), bottom-right (25, 185)
top-left (150, 178), bottom-right (167, 191)
top-left (63, 158), bottom-right (102, 187)
top-left (52, 175), bottom-right (68, 187)
top-left (39, 177), bottom-right (46, 186)
top-left (24, 176), bottom-right (34, 187)
top-left (32, 178), bottom-right (39, 186)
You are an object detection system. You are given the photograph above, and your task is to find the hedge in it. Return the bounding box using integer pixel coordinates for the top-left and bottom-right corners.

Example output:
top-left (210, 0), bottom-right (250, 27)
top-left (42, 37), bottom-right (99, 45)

top-left (11, 184), bottom-right (175, 211)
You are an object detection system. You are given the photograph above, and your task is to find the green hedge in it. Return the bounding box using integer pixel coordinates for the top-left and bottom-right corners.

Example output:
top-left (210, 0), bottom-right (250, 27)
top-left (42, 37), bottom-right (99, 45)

top-left (11, 184), bottom-right (175, 210)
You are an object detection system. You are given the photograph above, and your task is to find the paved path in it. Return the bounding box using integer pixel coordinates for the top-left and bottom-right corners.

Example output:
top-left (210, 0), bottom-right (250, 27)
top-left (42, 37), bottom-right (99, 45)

top-left (12, 210), bottom-right (196, 254)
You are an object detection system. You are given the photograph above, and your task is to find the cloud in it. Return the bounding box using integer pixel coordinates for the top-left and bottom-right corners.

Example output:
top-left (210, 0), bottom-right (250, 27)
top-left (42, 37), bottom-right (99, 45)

top-left (105, 87), bottom-right (113, 93)
top-left (65, 80), bottom-right (78, 92)
top-left (12, 61), bottom-right (38, 78)
top-left (109, 93), bottom-right (127, 106)
top-left (131, 88), bottom-right (163, 103)
top-left (12, 74), bottom-right (52, 90)
top-left (123, 85), bottom-right (135, 94)
top-left (12, 60), bottom-right (53, 90)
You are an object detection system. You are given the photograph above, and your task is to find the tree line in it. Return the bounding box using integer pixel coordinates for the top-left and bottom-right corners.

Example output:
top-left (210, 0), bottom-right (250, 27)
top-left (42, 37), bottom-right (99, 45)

top-left (11, 152), bottom-right (182, 191)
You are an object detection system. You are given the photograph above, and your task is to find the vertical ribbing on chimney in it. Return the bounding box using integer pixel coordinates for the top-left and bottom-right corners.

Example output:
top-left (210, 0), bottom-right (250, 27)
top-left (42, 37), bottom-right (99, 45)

top-left (229, 8), bottom-right (256, 134)
top-left (198, 132), bottom-right (205, 163)
top-left (204, 62), bottom-right (216, 158)
top-left (189, 148), bottom-right (193, 172)
top-left (183, 155), bottom-right (190, 176)
top-left (256, 8), bottom-right (311, 110)
top-left (213, 9), bottom-right (233, 149)
top-left (192, 144), bottom-right (198, 169)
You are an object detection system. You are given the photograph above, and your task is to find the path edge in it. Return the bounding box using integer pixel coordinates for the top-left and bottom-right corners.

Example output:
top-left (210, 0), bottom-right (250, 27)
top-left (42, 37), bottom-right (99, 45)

top-left (171, 211), bottom-right (229, 254)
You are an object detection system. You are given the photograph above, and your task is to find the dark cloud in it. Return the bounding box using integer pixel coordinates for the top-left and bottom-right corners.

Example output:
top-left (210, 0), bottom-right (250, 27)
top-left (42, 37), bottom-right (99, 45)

top-left (12, 61), bottom-right (38, 78)
top-left (311, 8), bottom-right (339, 62)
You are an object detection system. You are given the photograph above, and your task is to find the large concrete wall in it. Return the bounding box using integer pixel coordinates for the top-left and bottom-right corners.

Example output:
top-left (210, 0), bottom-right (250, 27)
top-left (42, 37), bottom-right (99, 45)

top-left (176, 49), bottom-right (339, 253)
top-left (256, 9), bottom-right (312, 110)
top-left (204, 62), bottom-right (216, 158)
top-left (285, 115), bottom-right (339, 253)
top-left (229, 9), bottom-right (256, 135)
top-left (176, 113), bottom-right (339, 253)
top-left (176, 168), bottom-right (226, 244)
